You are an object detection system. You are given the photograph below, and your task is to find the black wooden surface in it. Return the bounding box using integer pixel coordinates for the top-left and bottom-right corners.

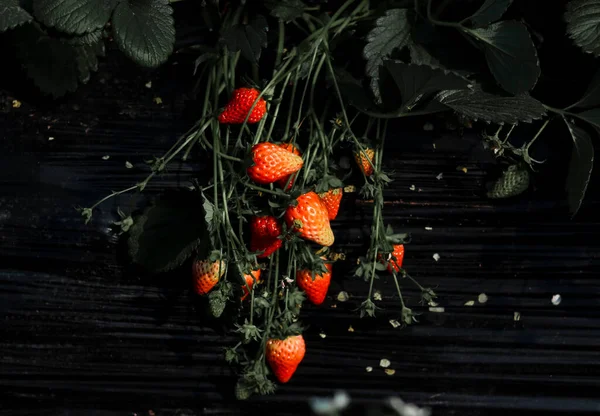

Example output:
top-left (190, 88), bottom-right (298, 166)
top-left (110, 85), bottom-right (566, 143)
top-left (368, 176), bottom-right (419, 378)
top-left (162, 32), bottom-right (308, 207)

top-left (3, 13), bottom-right (600, 416)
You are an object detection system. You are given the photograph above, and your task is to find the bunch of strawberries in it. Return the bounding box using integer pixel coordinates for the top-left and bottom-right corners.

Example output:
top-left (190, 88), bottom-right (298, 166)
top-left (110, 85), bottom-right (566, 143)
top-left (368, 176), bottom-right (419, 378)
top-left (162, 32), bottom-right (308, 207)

top-left (190, 88), bottom-right (405, 387)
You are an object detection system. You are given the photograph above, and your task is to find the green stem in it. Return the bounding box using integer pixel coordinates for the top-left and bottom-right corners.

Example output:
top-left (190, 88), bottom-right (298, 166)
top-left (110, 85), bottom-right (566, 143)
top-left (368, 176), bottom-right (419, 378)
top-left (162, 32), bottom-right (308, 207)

top-left (243, 182), bottom-right (291, 198)
top-left (525, 118), bottom-right (550, 151)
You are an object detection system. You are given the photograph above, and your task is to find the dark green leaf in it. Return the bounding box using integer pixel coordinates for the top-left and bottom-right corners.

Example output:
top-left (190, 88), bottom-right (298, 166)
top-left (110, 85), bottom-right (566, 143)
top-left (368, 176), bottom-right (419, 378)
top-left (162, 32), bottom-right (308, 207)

top-left (112, 0), bottom-right (175, 68)
top-left (565, 0), bottom-right (600, 57)
top-left (363, 8), bottom-right (412, 102)
top-left (563, 120), bottom-right (594, 217)
top-left (57, 29), bottom-right (103, 46)
top-left (221, 14), bottom-right (268, 64)
top-left (0, 0), bottom-right (32, 32)
top-left (467, 21), bottom-right (539, 94)
top-left (469, 0), bottom-right (513, 27)
top-left (577, 108), bottom-right (600, 130)
top-left (128, 190), bottom-right (207, 273)
top-left (384, 60), bottom-right (469, 112)
top-left (408, 42), bottom-right (440, 67)
top-left (436, 89), bottom-right (546, 124)
top-left (14, 25), bottom-right (80, 96)
top-left (265, 0), bottom-right (305, 22)
top-left (574, 70), bottom-right (600, 109)
top-left (33, 0), bottom-right (116, 35)
top-left (75, 40), bottom-right (104, 83)
top-left (193, 47), bottom-right (219, 75)
top-left (332, 67), bottom-right (375, 111)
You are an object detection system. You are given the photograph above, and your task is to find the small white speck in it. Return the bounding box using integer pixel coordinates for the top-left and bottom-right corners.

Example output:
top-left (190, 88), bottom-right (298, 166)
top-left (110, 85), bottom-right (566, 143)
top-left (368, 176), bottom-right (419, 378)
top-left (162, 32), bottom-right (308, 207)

top-left (48, 136), bottom-right (54, 141)
top-left (423, 122), bottom-right (434, 131)
top-left (380, 358), bottom-right (391, 368)
top-left (365, 366), bottom-right (373, 372)
top-left (125, 161), bottom-right (133, 169)
top-left (348, 325), bottom-right (354, 332)
top-left (464, 300), bottom-right (475, 306)
top-left (514, 311), bottom-right (521, 321)
top-left (389, 319), bottom-right (400, 328)
top-left (433, 253), bottom-right (440, 262)
top-left (478, 293), bottom-right (488, 304)
top-left (337, 291), bottom-right (349, 302)
top-left (436, 173), bottom-right (443, 180)
top-left (102, 155), bottom-right (110, 160)
top-left (410, 184), bottom-right (416, 191)
top-left (425, 226), bottom-right (433, 231)
top-left (428, 300), bottom-right (438, 307)
top-left (373, 291), bottom-right (382, 301)
top-left (145, 81), bottom-right (152, 89)
top-left (551, 294), bottom-right (561, 306)
top-left (319, 332), bottom-right (326, 339)
top-left (384, 369), bottom-right (396, 376)
top-left (429, 306), bottom-right (445, 313)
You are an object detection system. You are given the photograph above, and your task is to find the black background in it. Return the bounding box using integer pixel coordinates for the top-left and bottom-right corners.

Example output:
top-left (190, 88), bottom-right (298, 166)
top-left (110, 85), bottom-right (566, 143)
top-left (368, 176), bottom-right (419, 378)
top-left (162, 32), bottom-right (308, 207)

top-left (2, 1), bottom-right (600, 415)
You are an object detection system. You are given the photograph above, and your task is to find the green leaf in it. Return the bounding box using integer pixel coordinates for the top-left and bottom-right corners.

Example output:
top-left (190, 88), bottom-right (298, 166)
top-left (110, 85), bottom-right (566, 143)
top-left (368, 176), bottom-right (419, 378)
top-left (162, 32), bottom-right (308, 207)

top-left (76, 40), bottom-right (104, 83)
top-left (436, 89), bottom-right (546, 124)
top-left (128, 190), bottom-right (207, 273)
top-left (112, 0), bottom-right (175, 68)
top-left (467, 21), bottom-right (540, 94)
top-left (332, 67), bottom-right (375, 112)
top-left (14, 25), bottom-right (99, 97)
top-left (573, 70), bottom-right (600, 109)
top-left (408, 42), bottom-right (440, 67)
top-left (0, 0), bottom-right (33, 32)
top-left (33, 0), bottom-right (116, 35)
top-left (576, 108), bottom-right (600, 130)
top-left (221, 14), bottom-right (268, 65)
top-left (383, 60), bottom-right (469, 112)
top-left (563, 120), bottom-right (594, 217)
top-left (57, 29), bottom-right (103, 46)
top-left (469, 0), bottom-right (513, 27)
top-left (363, 8), bottom-right (411, 102)
top-left (265, 0), bottom-right (305, 22)
top-left (565, 0), bottom-right (600, 57)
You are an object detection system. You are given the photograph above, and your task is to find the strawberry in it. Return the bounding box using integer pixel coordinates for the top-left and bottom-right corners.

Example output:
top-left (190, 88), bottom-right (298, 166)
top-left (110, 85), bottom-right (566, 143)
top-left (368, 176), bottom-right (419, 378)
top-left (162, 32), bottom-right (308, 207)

top-left (276, 142), bottom-right (302, 190)
top-left (241, 268), bottom-right (261, 301)
top-left (487, 164), bottom-right (530, 199)
top-left (247, 142), bottom-right (304, 185)
top-left (250, 215), bottom-right (283, 258)
top-left (192, 258), bottom-right (227, 295)
top-left (285, 191), bottom-right (334, 247)
top-left (353, 147), bottom-right (375, 176)
top-left (266, 334), bottom-right (306, 383)
top-left (318, 188), bottom-right (343, 220)
top-left (379, 244), bottom-right (405, 274)
top-left (218, 87), bottom-right (267, 124)
top-left (296, 258), bottom-right (332, 305)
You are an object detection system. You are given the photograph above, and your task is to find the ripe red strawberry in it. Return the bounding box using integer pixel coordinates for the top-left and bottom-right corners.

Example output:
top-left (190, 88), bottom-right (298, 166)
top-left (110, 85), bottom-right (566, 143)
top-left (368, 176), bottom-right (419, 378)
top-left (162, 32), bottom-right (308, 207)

top-left (192, 258), bottom-right (227, 295)
top-left (276, 142), bottom-right (302, 190)
top-left (250, 215), bottom-right (283, 258)
top-left (218, 87), bottom-right (267, 124)
top-left (285, 191), bottom-right (334, 247)
top-left (296, 258), bottom-right (332, 305)
top-left (353, 147), bottom-right (375, 176)
top-left (247, 142), bottom-right (304, 185)
top-left (379, 244), bottom-right (405, 274)
top-left (318, 188), bottom-right (343, 220)
top-left (266, 334), bottom-right (306, 383)
top-left (241, 268), bottom-right (261, 301)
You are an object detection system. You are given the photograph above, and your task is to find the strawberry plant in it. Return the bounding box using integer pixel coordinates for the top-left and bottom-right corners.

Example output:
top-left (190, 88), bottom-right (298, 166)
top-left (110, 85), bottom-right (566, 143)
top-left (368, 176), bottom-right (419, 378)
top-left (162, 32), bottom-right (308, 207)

top-left (68, 0), bottom-right (600, 400)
